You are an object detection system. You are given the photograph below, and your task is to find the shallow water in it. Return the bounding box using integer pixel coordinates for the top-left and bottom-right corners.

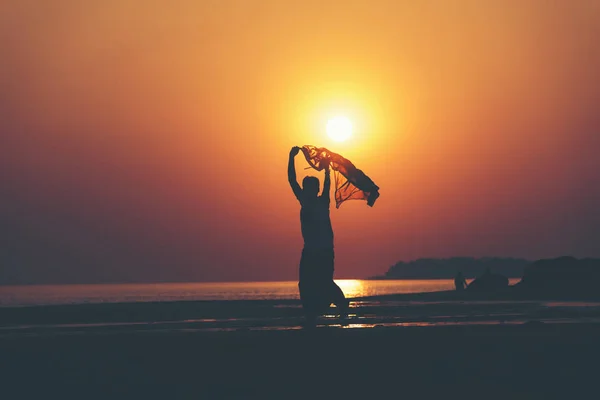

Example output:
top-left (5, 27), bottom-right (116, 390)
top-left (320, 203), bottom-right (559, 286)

top-left (0, 279), bottom-right (520, 307)
top-left (5, 279), bottom-right (598, 337)
top-left (2, 297), bottom-right (600, 337)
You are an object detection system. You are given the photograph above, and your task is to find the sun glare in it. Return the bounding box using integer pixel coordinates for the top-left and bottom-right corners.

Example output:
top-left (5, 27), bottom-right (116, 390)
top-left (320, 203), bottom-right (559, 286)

top-left (326, 116), bottom-right (353, 142)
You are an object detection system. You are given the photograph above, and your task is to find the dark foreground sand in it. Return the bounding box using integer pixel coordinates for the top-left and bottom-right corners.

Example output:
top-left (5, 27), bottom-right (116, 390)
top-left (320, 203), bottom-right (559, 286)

top-left (2, 324), bottom-right (600, 399)
top-left (2, 293), bottom-right (600, 399)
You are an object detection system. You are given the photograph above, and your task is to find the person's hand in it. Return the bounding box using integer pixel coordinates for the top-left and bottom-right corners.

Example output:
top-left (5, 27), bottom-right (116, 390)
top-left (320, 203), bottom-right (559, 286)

top-left (290, 146), bottom-right (301, 157)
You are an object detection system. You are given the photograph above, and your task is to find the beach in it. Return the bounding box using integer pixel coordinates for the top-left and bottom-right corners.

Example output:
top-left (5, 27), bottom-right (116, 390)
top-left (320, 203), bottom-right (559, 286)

top-left (3, 1), bottom-right (598, 398)
top-left (2, 322), bottom-right (600, 399)
top-left (2, 289), bottom-right (600, 399)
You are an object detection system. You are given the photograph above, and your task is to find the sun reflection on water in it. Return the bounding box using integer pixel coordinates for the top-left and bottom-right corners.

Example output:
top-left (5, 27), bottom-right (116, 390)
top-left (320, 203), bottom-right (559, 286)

top-left (335, 279), bottom-right (366, 298)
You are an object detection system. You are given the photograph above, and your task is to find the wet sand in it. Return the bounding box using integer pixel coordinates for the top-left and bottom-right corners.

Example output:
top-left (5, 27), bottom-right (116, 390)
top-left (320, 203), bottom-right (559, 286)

top-left (2, 289), bottom-right (600, 334)
top-left (2, 292), bottom-right (600, 398)
top-left (2, 324), bottom-right (600, 399)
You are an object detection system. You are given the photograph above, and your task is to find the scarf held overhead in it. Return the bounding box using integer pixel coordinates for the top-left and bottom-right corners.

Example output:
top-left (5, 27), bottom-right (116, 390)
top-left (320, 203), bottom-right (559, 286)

top-left (300, 145), bottom-right (380, 209)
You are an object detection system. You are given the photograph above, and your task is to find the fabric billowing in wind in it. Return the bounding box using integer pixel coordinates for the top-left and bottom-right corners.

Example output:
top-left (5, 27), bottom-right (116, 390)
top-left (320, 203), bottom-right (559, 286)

top-left (300, 145), bottom-right (380, 209)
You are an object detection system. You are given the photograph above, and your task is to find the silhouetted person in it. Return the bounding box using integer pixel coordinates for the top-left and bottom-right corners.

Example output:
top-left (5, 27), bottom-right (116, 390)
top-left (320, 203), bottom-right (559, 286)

top-left (288, 146), bottom-right (349, 325)
top-left (455, 271), bottom-right (467, 291)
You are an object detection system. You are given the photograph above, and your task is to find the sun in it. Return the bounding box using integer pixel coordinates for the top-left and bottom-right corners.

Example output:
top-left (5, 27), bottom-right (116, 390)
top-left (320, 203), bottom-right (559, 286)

top-left (326, 116), bottom-right (353, 142)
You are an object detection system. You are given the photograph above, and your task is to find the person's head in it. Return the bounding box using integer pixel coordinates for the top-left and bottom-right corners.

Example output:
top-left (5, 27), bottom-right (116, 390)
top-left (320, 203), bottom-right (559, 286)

top-left (302, 176), bottom-right (320, 197)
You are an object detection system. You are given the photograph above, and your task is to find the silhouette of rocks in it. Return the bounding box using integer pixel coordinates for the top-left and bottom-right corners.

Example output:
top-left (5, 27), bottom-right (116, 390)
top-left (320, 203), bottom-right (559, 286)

top-left (516, 257), bottom-right (600, 296)
top-left (466, 269), bottom-right (509, 292)
top-left (373, 257), bottom-right (529, 280)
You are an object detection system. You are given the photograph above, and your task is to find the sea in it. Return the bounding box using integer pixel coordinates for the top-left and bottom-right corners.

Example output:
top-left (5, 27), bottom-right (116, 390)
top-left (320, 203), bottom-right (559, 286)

top-left (3, 279), bottom-right (600, 334)
top-left (0, 279), bottom-right (521, 307)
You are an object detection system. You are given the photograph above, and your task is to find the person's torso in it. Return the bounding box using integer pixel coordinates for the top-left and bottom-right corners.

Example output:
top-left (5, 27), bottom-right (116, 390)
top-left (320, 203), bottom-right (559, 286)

top-left (300, 197), bottom-right (333, 249)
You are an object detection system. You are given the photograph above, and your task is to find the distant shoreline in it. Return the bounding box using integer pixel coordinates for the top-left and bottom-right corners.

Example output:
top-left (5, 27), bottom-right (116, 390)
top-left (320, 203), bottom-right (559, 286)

top-left (373, 256), bottom-right (530, 280)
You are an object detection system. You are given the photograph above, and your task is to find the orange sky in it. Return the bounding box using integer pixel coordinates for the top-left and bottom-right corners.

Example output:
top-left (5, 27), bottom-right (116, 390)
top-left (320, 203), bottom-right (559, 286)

top-left (1, 1), bottom-right (599, 283)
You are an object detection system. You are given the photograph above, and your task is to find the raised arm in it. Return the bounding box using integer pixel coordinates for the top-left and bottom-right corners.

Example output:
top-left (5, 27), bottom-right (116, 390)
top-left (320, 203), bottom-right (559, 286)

top-left (288, 146), bottom-right (302, 200)
top-left (321, 159), bottom-right (331, 203)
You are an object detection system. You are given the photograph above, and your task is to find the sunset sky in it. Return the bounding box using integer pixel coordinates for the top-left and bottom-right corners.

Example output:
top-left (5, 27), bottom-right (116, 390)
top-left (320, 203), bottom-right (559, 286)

top-left (1, 0), bottom-right (599, 284)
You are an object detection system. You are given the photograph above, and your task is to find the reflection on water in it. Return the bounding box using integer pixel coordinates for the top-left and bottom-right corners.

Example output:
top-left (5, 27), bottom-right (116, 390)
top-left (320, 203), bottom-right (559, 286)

top-left (3, 297), bottom-right (600, 337)
top-left (1, 279), bottom-right (519, 307)
top-left (341, 324), bottom-right (375, 329)
top-left (336, 280), bottom-right (366, 298)
top-left (544, 302), bottom-right (600, 308)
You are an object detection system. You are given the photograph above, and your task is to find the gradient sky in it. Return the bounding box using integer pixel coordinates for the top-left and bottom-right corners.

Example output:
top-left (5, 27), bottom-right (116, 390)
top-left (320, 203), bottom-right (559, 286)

top-left (1, 0), bottom-right (599, 284)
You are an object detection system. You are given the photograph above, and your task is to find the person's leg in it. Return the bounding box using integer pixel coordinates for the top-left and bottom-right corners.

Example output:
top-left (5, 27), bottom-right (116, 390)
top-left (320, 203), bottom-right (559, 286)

top-left (326, 249), bottom-right (349, 316)
top-left (331, 282), bottom-right (347, 306)
top-left (299, 249), bottom-right (319, 324)
top-left (330, 281), bottom-right (348, 317)
top-left (314, 280), bottom-right (333, 316)
top-left (298, 283), bottom-right (316, 319)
